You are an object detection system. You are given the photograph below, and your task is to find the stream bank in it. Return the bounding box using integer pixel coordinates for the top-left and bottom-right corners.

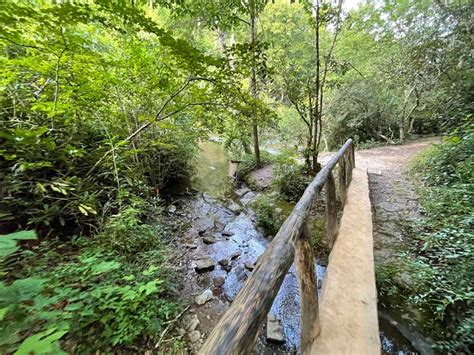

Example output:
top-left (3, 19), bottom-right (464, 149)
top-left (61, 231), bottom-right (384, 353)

top-left (168, 139), bottom-right (436, 354)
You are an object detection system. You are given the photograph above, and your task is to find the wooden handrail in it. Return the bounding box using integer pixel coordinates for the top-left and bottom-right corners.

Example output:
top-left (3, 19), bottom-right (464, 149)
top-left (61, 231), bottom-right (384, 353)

top-left (199, 139), bottom-right (355, 354)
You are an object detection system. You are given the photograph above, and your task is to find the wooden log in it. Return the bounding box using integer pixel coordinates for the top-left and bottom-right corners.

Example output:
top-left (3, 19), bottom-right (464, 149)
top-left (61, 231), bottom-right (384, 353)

top-left (198, 139), bottom-right (353, 355)
top-left (350, 143), bottom-right (356, 168)
top-left (338, 157), bottom-right (347, 206)
top-left (325, 171), bottom-right (338, 248)
top-left (346, 152), bottom-right (352, 186)
top-left (295, 225), bottom-right (320, 354)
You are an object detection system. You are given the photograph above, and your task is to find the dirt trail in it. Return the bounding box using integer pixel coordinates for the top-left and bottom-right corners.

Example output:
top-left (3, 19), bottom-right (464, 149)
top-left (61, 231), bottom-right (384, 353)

top-left (355, 137), bottom-right (441, 264)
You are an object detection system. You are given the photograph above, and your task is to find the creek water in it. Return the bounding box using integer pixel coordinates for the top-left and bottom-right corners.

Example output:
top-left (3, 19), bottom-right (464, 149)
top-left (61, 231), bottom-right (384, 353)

top-left (179, 140), bottom-right (418, 354)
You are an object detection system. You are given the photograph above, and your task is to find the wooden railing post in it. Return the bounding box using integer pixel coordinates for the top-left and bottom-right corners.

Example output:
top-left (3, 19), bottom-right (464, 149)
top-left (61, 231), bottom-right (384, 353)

top-left (324, 171), bottom-right (338, 248)
top-left (295, 225), bottom-right (320, 354)
top-left (350, 143), bottom-right (356, 168)
top-left (338, 157), bottom-right (347, 205)
top-left (346, 152), bottom-right (353, 186)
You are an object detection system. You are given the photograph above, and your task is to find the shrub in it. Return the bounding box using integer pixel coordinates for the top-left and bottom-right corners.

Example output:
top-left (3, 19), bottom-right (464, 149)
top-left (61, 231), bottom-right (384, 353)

top-left (403, 116), bottom-right (474, 352)
top-left (271, 150), bottom-right (310, 201)
top-left (252, 194), bottom-right (283, 236)
top-left (0, 231), bottom-right (181, 354)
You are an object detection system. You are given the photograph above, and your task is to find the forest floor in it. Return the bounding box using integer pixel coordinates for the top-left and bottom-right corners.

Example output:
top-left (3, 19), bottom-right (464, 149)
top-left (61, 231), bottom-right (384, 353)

top-left (169, 136), bottom-right (441, 354)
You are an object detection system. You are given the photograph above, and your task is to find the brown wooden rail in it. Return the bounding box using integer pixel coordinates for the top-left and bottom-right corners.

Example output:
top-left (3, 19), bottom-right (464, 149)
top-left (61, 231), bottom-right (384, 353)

top-left (199, 139), bottom-right (355, 355)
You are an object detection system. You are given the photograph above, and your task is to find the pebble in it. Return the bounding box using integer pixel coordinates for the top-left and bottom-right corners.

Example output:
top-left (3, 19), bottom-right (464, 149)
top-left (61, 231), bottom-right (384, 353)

top-left (228, 202), bottom-right (243, 213)
top-left (213, 276), bottom-right (225, 287)
top-left (202, 236), bottom-right (216, 244)
top-left (230, 251), bottom-right (241, 259)
top-left (194, 255), bottom-right (215, 272)
top-left (195, 289), bottom-right (213, 305)
top-left (218, 258), bottom-right (229, 266)
top-left (188, 330), bottom-right (201, 343)
top-left (185, 315), bottom-right (200, 332)
top-left (244, 262), bottom-right (255, 271)
top-left (266, 314), bottom-right (285, 343)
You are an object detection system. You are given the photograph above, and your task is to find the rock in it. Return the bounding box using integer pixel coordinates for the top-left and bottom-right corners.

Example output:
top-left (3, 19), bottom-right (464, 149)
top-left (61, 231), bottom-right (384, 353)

top-left (195, 289), bottom-right (213, 305)
top-left (221, 230), bottom-right (235, 237)
top-left (224, 293), bottom-right (234, 303)
top-left (214, 221), bottom-right (225, 231)
top-left (167, 205), bottom-right (177, 213)
top-left (177, 328), bottom-right (186, 335)
top-left (244, 262), bottom-right (255, 271)
top-left (202, 236), bottom-right (216, 244)
top-left (213, 276), bottom-right (225, 287)
top-left (218, 258), bottom-right (229, 266)
top-left (194, 255), bottom-right (215, 272)
top-left (144, 351), bottom-right (152, 355)
top-left (230, 251), bottom-right (241, 260)
top-left (266, 314), bottom-right (285, 343)
top-left (398, 272), bottom-right (415, 288)
top-left (185, 315), bottom-right (200, 332)
top-left (240, 191), bottom-right (257, 206)
top-left (206, 315), bottom-right (211, 320)
top-left (235, 187), bottom-right (250, 196)
top-left (188, 330), bottom-right (201, 343)
top-left (228, 202), bottom-right (243, 213)
top-left (183, 243), bottom-right (197, 249)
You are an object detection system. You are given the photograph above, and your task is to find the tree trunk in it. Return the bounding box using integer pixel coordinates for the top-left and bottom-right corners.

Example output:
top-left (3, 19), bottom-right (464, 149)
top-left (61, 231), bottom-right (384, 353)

top-left (312, 0), bottom-right (321, 173)
top-left (250, 11), bottom-right (261, 166)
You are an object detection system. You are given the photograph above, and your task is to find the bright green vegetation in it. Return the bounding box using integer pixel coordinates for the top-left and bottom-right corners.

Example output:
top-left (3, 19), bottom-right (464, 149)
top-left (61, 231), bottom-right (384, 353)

top-left (1, 0), bottom-right (472, 353)
top-left (406, 121), bottom-right (472, 352)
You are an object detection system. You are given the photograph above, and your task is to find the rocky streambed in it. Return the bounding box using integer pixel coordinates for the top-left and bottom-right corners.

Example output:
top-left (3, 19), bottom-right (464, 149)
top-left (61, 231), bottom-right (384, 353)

top-left (169, 188), bottom-right (326, 354)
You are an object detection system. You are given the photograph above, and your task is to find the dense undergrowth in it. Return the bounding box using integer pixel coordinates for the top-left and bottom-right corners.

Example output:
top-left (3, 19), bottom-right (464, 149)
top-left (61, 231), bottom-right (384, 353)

top-left (377, 119), bottom-right (473, 352)
top-left (1, 200), bottom-right (185, 353)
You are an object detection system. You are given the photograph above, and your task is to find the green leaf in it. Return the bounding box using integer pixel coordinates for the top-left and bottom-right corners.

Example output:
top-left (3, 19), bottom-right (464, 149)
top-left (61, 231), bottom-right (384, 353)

top-left (14, 329), bottom-right (68, 355)
top-left (91, 261), bottom-right (121, 275)
top-left (0, 230), bottom-right (37, 259)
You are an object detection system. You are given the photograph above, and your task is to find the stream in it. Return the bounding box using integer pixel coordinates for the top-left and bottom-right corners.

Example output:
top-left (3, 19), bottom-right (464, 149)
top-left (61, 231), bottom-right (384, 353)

top-left (172, 141), bottom-right (419, 354)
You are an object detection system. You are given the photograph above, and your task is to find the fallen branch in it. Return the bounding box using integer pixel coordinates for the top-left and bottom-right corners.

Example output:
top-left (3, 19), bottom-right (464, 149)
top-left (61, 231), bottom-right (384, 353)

top-left (154, 305), bottom-right (191, 349)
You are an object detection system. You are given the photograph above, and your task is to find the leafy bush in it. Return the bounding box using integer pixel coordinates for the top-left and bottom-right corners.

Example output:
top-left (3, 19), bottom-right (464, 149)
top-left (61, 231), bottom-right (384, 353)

top-left (271, 151), bottom-right (310, 201)
top-left (403, 117), bottom-right (474, 352)
top-left (252, 194), bottom-right (284, 236)
top-left (95, 197), bottom-right (165, 258)
top-left (0, 231), bottom-right (181, 354)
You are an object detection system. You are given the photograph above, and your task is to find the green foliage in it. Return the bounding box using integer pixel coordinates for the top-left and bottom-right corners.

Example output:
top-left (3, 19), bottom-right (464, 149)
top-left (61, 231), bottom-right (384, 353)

top-left (236, 151), bottom-right (273, 181)
top-left (0, 230), bottom-right (36, 261)
top-left (94, 197), bottom-right (165, 258)
top-left (400, 118), bottom-right (474, 352)
top-left (0, 231), bottom-right (181, 353)
top-left (271, 150), bottom-right (310, 201)
top-left (252, 193), bottom-right (284, 236)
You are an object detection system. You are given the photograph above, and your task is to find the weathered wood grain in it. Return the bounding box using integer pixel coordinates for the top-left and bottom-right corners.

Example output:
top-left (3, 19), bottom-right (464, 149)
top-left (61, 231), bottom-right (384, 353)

top-left (324, 171), bottom-right (338, 248)
top-left (295, 225), bottom-right (320, 354)
top-left (338, 157), bottom-right (347, 206)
